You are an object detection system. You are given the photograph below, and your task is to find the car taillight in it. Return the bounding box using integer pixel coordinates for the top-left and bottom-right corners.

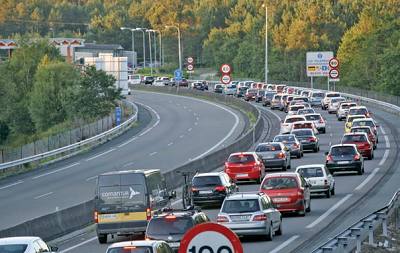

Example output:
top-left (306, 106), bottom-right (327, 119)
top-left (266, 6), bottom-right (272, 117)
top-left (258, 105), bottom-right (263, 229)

top-left (277, 152), bottom-right (286, 159)
top-left (165, 215), bottom-right (177, 221)
top-left (324, 179), bottom-right (328, 186)
top-left (191, 187), bottom-right (199, 192)
top-left (146, 208), bottom-right (152, 221)
top-left (214, 186), bottom-right (226, 192)
top-left (217, 215), bottom-right (229, 222)
top-left (326, 154), bottom-right (333, 162)
top-left (94, 211), bottom-right (98, 223)
top-left (252, 214), bottom-right (267, 221)
top-left (293, 143), bottom-right (299, 148)
top-left (308, 137), bottom-right (317, 142)
top-left (297, 190), bottom-right (304, 196)
top-left (319, 118), bottom-right (324, 123)
top-left (124, 246), bottom-right (137, 250)
top-left (354, 154), bottom-right (361, 160)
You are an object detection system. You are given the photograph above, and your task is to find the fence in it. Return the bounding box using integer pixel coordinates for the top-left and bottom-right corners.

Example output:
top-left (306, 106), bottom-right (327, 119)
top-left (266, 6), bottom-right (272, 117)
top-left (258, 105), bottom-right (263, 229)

top-left (0, 100), bottom-right (137, 170)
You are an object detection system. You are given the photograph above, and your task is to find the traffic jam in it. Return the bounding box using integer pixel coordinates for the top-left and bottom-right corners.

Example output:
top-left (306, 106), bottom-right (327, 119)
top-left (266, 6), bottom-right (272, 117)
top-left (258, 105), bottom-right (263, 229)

top-left (91, 82), bottom-right (380, 253)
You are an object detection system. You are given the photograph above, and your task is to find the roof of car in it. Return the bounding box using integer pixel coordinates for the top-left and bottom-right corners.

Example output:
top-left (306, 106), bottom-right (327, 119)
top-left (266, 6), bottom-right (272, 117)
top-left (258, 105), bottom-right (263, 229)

top-left (230, 151), bottom-right (256, 156)
top-left (257, 142), bottom-right (283, 146)
top-left (265, 172), bottom-right (299, 178)
top-left (0, 237), bottom-right (41, 244)
top-left (107, 240), bottom-right (161, 248)
top-left (343, 132), bottom-right (368, 136)
top-left (295, 164), bottom-right (325, 170)
top-left (347, 115), bottom-right (366, 119)
top-left (330, 144), bottom-right (357, 148)
top-left (304, 113), bottom-right (321, 116)
top-left (225, 192), bottom-right (264, 200)
top-left (194, 172), bottom-right (224, 178)
top-left (100, 169), bottom-right (159, 176)
top-left (353, 118), bottom-right (374, 122)
top-left (285, 115), bottom-right (306, 119)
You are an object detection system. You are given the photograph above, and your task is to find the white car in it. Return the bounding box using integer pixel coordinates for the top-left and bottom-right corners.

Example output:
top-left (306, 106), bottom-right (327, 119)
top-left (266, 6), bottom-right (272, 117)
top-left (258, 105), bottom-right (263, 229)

top-left (223, 84), bottom-right (237, 95)
top-left (281, 115), bottom-right (306, 134)
top-left (153, 79), bottom-right (166, 86)
top-left (304, 113), bottom-right (326, 133)
top-left (0, 237), bottom-right (58, 253)
top-left (328, 97), bottom-right (346, 114)
top-left (287, 104), bottom-right (305, 116)
top-left (297, 108), bottom-right (316, 115)
top-left (337, 102), bottom-right (358, 121)
top-left (321, 92), bottom-right (341, 110)
top-left (295, 164), bottom-right (335, 198)
top-left (291, 121), bottom-right (319, 135)
top-left (106, 240), bottom-right (173, 253)
top-left (127, 74), bottom-right (142, 85)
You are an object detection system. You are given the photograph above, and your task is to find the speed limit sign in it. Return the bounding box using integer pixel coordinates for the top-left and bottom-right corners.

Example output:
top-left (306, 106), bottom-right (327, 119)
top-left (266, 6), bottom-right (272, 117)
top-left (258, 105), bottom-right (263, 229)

top-left (329, 57), bottom-right (339, 69)
top-left (221, 74), bottom-right (231, 84)
top-left (220, 64), bottom-right (232, 74)
top-left (179, 223), bottom-right (243, 253)
top-left (187, 57), bottom-right (194, 64)
top-left (187, 64), bottom-right (194, 71)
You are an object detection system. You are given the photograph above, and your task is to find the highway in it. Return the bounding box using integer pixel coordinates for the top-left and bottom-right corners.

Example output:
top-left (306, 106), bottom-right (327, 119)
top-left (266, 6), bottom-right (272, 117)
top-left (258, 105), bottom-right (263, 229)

top-left (52, 92), bottom-right (399, 253)
top-left (0, 90), bottom-right (246, 230)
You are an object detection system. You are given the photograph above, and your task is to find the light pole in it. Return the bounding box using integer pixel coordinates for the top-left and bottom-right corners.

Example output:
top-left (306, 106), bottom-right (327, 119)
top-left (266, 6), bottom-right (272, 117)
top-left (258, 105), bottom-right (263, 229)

top-left (152, 30), bottom-right (162, 67)
top-left (135, 28), bottom-right (146, 68)
top-left (165, 25), bottom-right (182, 71)
top-left (146, 29), bottom-right (153, 75)
top-left (262, 4), bottom-right (268, 85)
top-left (147, 29), bottom-right (158, 67)
top-left (120, 27), bottom-right (137, 68)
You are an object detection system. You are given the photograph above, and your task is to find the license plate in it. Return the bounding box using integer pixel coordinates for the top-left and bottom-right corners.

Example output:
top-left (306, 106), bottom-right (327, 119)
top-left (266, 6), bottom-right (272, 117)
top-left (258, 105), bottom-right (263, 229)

top-left (169, 242), bottom-right (180, 248)
top-left (199, 190), bottom-right (213, 194)
top-left (337, 161), bottom-right (350, 164)
top-left (310, 180), bottom-right (317, 185)
top-left (265, 154), bottom-right (275, 159)
top-left (100, 214), bottom-right (117, 219)
top-left (237, 173), bottom-right (248, 177)
top-left (231, 215), bottom-right (250, 221)
top-left (273, 197), bottom-right (289, 203)
top-left (301, 140), bottom-right (308, 143)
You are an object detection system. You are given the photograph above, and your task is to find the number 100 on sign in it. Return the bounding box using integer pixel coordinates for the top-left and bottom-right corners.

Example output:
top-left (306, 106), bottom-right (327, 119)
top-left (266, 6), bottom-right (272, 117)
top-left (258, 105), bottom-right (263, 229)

top-left (186, 231), bottom-right (236, 253)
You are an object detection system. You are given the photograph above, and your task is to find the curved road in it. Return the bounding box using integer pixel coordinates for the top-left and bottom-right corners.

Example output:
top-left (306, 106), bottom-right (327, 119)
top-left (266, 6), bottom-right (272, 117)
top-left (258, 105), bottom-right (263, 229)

top-left (0, 90), bottom-right (246, 230)
top-left (54, 94), bottom-right (400, 253)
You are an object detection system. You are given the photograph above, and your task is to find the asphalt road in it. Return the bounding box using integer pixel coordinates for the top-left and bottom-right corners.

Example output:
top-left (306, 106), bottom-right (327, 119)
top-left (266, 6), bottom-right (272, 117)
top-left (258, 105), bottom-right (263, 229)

top-left (0, 90), bottom-right (246, 230)
top-left (53, 96), bottom-right (399, 253)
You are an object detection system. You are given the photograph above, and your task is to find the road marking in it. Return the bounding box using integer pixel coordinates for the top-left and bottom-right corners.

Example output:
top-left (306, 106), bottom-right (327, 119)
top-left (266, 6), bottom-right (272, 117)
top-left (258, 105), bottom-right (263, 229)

top-left (118, 137), bottom-right (138, 148)
top-left (196, 117), bottom-right (199, 121)
top-left (59, 236), bottom-right (97, 253)
top-left (86, 176), bottom-right (97, 181)
top-left (194, 122), bottom-right (198, 126)
top-left (193, 113), bottom-right (197, 116)
top-left (32, 163), bottom-right (80, 179)
top-left (188, 128), bottom-right (192, 132)
top-left (269, 235), bottom-right (300, 253)
top-left (168, 142), bottom-right (174, 146)
top-left (330, 133), bottom-right (333, 138)
top-left (329, 141), bottom-right (332, 147)
top-left (85, 148), bottom-right (116, 161)
top-left (180, 135), bottom-right (185, 138)
top-left (0, 180), bottom-right (23, 190)
top-left (384, 135), bottom-right (390, 148)
top-left (34, 192), bottom-right (53, 200)
top-left (306, 194), bottom-right (353, 229)
top-left (379, 149), bottom-right (390, 166)
top-left (380, 126), bottom-right (386, 135)
top-left (149, 152), bottom-right (157, 156)
top-left (355, 168), bottom-right (380, 191)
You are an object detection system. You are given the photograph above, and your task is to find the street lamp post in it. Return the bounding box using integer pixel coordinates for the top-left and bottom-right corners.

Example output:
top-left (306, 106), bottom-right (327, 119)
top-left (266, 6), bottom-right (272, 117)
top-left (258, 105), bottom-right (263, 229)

top-left (153, 30), bottom-right (162, 67)
top-left (146, 30), bottom-right (153, 75)
top-left (165, 25), bottom-right (182, 71)
top-left (262, 4), bottom-right (268, 85)
top-left (135, 28), bottom-right (146, 69)
top-left (120, 27), bottom-right (137, 68)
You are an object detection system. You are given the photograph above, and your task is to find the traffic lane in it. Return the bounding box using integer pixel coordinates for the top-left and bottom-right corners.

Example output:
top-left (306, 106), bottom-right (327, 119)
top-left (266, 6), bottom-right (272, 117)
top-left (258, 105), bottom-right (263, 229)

top-left (0, 92), bottom-right (245, 230)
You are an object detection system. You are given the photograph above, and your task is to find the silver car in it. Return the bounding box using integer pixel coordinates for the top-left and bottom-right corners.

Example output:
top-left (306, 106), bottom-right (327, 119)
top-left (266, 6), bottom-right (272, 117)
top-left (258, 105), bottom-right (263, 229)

top-left (337, 102), bottom-right (357, 121)
top-left (295, 164), bottom-right (335, 198)
top-left (273, 134), bottom-right (303, 158)
top-left (217, 192), bottom-right (282, 240)
top-left (255, 142), bottom-right (291, 170)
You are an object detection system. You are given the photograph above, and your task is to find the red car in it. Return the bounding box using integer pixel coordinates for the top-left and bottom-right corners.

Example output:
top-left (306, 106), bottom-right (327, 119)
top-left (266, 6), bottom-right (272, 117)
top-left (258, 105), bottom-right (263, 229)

top-left (224, 152), bottom-right (265, 183)
top-left (259, 173), bottom-right (311, 216)
top-left (244, 89), bottom-right (258, 101)
top-left (341, 132), bottom-right (374, 160)
top-left (350, 126), bottom-right (377, 150)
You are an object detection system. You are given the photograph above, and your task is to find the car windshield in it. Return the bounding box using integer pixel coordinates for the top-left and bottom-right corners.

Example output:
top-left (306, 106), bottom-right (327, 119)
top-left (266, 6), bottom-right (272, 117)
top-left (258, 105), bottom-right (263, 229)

top-left (351, 128), bottom-right (370, 134)
top-left (107, 247), bottom-right (153, 253)
top-left (0, 244), bottom-right (28, 253)
top-left (353, 121), bottom-right (374, 127)
top-left (147, 217), bottom-right (194, 236)
top-left (289, 106), bottom-right (304, 111)
top-left (348, 116), bottom-right (365, 123)
top-left (331, 146), bottom-right (356, 156)
top-left (313, 93), bottom-right (325, 98)
top-left (341, 104), bottom-right (355, 109)
top-left (305, 114), bottom-right (321, 121)
top-left (327, 93), bottom-right (340, 98)
top-left (273, 95), bottom-right (282, 100)
top-left (256, 144), bottom-right (281, 152)
top-left (342, 134), bottom-right (367, 142)
top-left (262, 177), bottom-right (298, 190)
top-left (292, 129), bottom-right (313, 137)
top-left (285, 117), bottom-right (304, 123)
top-left (273, 135), bottom-right (295, 142)
top-left (228, 154), bottom-right (255, 163)
top-left (349, 109), bottom-right (367, 115)
top-left (222, 199), bottom-right (260, 213)
top-left (192, 176), bottom-right (221, 187)
top-left (298, 167), bottom-right (324, 178)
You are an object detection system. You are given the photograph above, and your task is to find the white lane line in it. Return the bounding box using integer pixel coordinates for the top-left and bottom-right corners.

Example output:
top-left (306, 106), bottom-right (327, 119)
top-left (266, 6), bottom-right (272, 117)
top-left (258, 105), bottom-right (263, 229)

top-left (122, 161), bottom-right (135, 168)
top-left (329, 141), bottom-right (332, 147)
top-left (188, 128), bottom-right (192, 132)
top-left (86, 176), bottom-right (97, 182)
top-left (380, 126), bottom-right (386, 135)
top-left (34, 192), bottom-right (53, 200)
top-left (118, 137), bottom-right (138, 148)
top-left (384, 135), bottom-right (390, 148)
top-left (379, 149), bottom-right (390, 166)
top-left (355, 168), bottom-right (380, 191)
top-left (194, 122), bottom-right (198, 126)
top-left (149, 152), bottom-right (157, 156)
top-left (196, 117), bottom-right (199, 121)
top-left (59, 236), bottom-right (97, 253)
top-left (330, 133), bottom-right (333, 138)
top-left (135, 102), bottom-right (161, 137)
top-left (179, 135), bottom-right (185, 138)
top-left (306, 194), bottom-right (353, 229)
top-left (32, 163), bottom-right (80, 180)
top-left (168, 142), bottom-right (174, 146)
top-left (0, 180), bottom-right (24, 190)
top-left (85, 148), bottom-right (116, 161)
top-left (171, 199), bottom-right (182, 206)
top-left (269, 235), bottom-right (300, 253)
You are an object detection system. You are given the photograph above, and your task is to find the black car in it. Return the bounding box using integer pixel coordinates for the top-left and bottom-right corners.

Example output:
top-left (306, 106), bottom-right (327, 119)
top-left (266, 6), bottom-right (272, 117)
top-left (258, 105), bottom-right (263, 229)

top-left (325, 144), bottom-right (364, 175)
top-left (262, 91), bottom-right (277, 107)
top-left (235, 86), bottom-right (248, 97)
top-left (144, 76), bottom-right (154, 85)
top-left (192, 82), bottom-right (208, 91)
top-left (214, 84), bottom-right (223, 93)
top-left (145, 207), bottom-right (210, 251)
top-left (291, 129), bottom-right (319, 152)
top-left (191, 172), bottom-right (238, 206)
top-left (256, 90), bottom-right (266, 103)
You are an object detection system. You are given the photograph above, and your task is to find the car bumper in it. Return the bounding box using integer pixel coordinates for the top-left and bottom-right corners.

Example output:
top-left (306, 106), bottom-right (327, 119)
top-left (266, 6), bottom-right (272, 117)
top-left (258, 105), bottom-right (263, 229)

top-left (289, 148), bottom-right (301, 156)
top-left (193, 195), bottom-right (226, 204)
top-left (300, 142), bottom-right (317, 150)
top-left (359, 149), bottom-right (373, 157)
top-left (262, 159), bottom-right (285, 168)
top-left (227, 171), bottom-right (260, 181)
top-left (273, 199), bottom-right (304, 212)
top-left (327, 161), bottom-right (362, 172)
top-left (96, 221), bottom-right (147, 235)
top-left (221, 222), bottom-right (268, 236)
top-left (310, 185), bottom-right (330, 194)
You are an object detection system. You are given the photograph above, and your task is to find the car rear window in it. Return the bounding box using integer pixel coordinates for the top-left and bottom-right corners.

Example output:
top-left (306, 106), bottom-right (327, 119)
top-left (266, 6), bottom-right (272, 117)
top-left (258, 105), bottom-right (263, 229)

top-left (247, 89), bottom-right (257, 94)
top-left (222, 199), bottom-right (260, 213)
top-left (0, 244), bottom-right (28, 253)
top-left (192, 176), bottom-right (221, 187)
top-left (348, 116), bottom-right (365, 123)
top-left (298, 167), bottom-right (324, 178)
top-left (228, 154), bottom-right (255, 163)
top-left (285, 117), bottom-right (304, 123)
top-left (353, 121), bottom-right (374, 127)
top-left (215, 85), bottom-right (222, 88)
top-left (293, 123), bottom-right (313, 129)
top-left (305, 114), bottom-right (321, 121)
top-left (289, 106), bottom-right (304, 111)
top-left (262, 177), bottom-right (298, 190)
top-left (107, 247), bottom-right (153, 253)
top-left (331, 146), bottom-right (356, 156)
top-left (256, 144), bottom-right (281, 152)
top-left (349, 108), bottom-right (367, 115)
top-left (273, 95), bottom-right (282, 100)
top-left (351, 128), bottom-right (370, 134)
top-left (327, 93), bottom-right (340, 98)
top-left (312, 93), bottom-right (325, 98)
top-left (147, 217), bottom-right (194, 236)
top-left (292, 129), bottom-right (313, 136)
top-left (273, 135), bottom-right (295, 142)
top-left (341, 104), bottom-right (354, 109)
top-left (342, 134), bottom-right (367, 142)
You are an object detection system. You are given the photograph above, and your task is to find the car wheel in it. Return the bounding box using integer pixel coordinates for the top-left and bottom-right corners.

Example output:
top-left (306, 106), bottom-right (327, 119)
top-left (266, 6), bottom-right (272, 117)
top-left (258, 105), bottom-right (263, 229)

top-left (301, 151), bottom-right (304, 157)
top-left (297, 152), bottom-right (301, 159)
top-left (257, 172), bottom-right (262, 184)
top-left (368, 152), bottom-right (373, 160)
top-left (282, 165), bottom-right (287, 171)
top-left (313, 146), bottom-right (318, 153)
top-left (306, 199), bottom-right (311, 212)
top-left (287, 162), bottom-right (291, 170)
top-left (326, 189), bottom-right (331, 198)
top-left (276, 220), bottom-right (283, 236)
top-left (298, 202), bottom-right (306, 217)
top-left (322, 128), bottom-right (326, 134)
top-left (98, 234), bottom-right (107, 244)
top-left (357, 167), bottom-right (363, 175)
top-left (331, 186), bottom-right (335, 196)
top-left (329, 169), bottom-right (334, 175)
top-left (266, 223), bottom-right (273, 241)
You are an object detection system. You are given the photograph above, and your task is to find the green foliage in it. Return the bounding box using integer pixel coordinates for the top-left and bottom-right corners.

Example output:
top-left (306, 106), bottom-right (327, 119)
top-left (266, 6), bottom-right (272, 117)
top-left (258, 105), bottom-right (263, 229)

top-left (0, 121), bottom-right (9, 145)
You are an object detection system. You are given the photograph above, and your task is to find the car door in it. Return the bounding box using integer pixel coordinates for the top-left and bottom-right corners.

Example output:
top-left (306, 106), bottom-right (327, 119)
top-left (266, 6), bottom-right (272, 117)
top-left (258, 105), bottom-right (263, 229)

top-left (261, 196), bottom-right (279, 229)
top-left (299, 176), bottom-right (311, 207)
top-left (324, 166), bottom-right (334, 190)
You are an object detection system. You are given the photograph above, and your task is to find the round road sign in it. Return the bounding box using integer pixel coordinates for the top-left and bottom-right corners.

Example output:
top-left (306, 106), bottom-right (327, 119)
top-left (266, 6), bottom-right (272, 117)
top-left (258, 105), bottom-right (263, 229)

top-left (179, 223), bottom-right (243, 253)
top-left (329, 57), bottom-right (339, 69)
top-left (221, 74), bottom-right (231, 84)
top-left (220, 64), bottom-right (232, 74)
top-left (329, 69), bottom-right (339, 79)
top-left (187, 57), bottom-right (194, 64)
top-left (187, 64), bottom-right (194, 71)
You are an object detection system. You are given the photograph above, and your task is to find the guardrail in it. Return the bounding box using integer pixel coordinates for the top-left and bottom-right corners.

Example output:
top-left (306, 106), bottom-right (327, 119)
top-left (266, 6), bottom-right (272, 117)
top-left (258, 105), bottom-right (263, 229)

top-left (0, 100), bottom-right (138, 171)
top-left (312, 189), bottom-right (400, 253)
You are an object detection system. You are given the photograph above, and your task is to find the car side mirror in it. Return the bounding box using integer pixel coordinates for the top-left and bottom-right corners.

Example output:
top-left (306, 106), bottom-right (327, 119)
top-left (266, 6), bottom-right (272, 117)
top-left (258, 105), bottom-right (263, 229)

top-left (169, 190), bottom-right (177, 200)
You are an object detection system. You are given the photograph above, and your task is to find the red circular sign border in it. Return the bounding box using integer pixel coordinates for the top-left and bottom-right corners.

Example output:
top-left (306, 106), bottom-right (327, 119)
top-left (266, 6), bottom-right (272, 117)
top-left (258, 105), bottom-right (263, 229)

top-left (329, 69), bottom-right (339, 79)
top-left (178, 222), bottom-right (243, 253)
top-left (220, 64), bottom-right (232, 74)
top-left (329, 57), bottom-right (339, 69)
top-left (187, 64), bottom-right (194, 71)
top-left (187, 57), bottom-right (194, 64)
top-left (220, 74), bottom-right (231, 84)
